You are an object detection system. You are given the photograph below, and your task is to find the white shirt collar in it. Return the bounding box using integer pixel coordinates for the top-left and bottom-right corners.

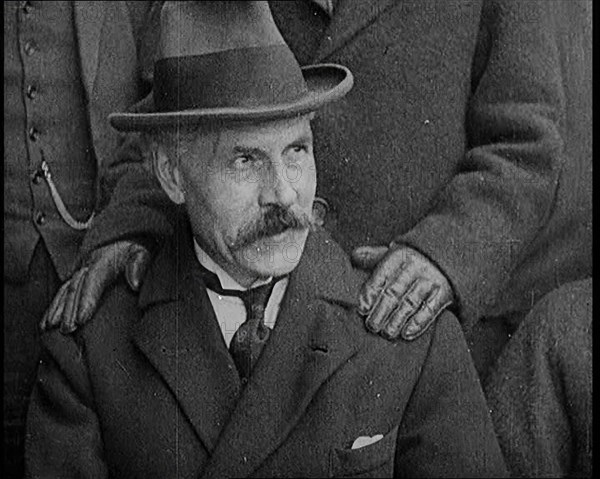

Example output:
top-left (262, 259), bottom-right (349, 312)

top-left (193, 239), bottom-right (272, 291)
top-left (193, 239), bottom-right (288, 348)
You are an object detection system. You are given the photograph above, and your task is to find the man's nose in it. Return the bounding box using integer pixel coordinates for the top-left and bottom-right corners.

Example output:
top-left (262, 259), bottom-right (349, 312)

top-left (259, 161), bottom-right (297, 207)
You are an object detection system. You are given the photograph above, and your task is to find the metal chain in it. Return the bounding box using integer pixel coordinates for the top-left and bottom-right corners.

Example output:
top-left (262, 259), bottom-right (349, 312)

top-left (40, 151), bottom-right (95, 231)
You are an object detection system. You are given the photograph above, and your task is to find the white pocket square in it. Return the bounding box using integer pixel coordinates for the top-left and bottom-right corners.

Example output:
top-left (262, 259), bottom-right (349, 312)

top-left (351, 434), bottom-right (384, 450)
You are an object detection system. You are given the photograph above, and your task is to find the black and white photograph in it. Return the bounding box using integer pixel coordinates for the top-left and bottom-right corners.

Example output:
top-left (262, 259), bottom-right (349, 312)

top-left (4, 1), bottom-right (592, 477)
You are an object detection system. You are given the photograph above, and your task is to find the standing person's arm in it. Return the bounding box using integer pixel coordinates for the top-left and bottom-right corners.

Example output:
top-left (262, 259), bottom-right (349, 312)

top-left (41, 165), bottom-right (176, 332)
top-left (93, 0), bottom-right (159, 209)
top-left (41, 2), bottom-right (174, 332)
top-left (93, 1), bottom-right (168, 223)
top-left (355, 0), bottom-right (566, 338)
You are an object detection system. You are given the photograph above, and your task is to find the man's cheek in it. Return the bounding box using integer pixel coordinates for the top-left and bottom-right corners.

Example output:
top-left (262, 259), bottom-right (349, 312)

top-left (221, 210), bottom-right (249, 247)
top-left (299, 179), bottom-right (317, 209)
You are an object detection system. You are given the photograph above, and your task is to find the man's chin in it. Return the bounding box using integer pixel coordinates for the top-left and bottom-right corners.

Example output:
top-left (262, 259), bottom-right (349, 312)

top-left (234, 228), bottom-right (309, 277)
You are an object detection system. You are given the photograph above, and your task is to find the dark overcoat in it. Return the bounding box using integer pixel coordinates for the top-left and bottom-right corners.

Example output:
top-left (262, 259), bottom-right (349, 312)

top-left (81, 0), bottom-right (590, 333)
top-left (484, 278), bottom-right (593, 477)
top-left (26, 226), bottom-right (507, 478)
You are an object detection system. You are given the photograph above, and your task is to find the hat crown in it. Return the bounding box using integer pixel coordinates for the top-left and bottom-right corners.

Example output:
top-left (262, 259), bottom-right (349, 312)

top-left (154, 1), bottom-right (308, 113)
top-left (109, 0), bottom-right (353, 130)
top-left (159, 1), bottom-right (286, 59)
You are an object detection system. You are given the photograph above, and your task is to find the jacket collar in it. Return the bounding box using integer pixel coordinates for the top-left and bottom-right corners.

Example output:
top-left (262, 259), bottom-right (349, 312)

top-left (134, 219), bottom-right (242, 453)
top-left (134, 220), bottom-right (366, 477)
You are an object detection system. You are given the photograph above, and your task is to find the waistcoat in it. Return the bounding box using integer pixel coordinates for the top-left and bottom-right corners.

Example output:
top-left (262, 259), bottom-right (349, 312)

top-left (5, 1), bottom-right (96, 282)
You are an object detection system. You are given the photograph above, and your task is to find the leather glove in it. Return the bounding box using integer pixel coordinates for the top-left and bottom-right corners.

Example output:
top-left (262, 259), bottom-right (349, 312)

top-left (40, 241), bottom-right (152, 334)
top-left (351, 243), bottom-right (454, 341)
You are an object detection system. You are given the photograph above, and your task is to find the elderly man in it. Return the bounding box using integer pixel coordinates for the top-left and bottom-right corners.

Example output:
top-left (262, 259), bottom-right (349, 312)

top-left (26, 3), bottom-right (506, 478)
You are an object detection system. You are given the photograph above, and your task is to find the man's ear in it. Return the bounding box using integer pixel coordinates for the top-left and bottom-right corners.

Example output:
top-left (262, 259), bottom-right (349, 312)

top-left (152, 144), bottom-right (185, 205)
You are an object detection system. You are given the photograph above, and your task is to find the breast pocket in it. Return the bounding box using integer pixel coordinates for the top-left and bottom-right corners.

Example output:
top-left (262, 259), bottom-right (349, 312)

top-left (330, 425), bottom-right (398, 478)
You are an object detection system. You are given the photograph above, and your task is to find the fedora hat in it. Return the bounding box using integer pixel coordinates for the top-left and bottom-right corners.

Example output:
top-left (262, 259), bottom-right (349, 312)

top-left (110, 1), bottom-right (353, 131)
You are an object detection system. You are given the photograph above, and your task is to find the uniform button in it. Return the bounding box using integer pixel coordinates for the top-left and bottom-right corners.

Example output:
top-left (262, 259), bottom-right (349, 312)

top-left (31, 168), bottom-right (44, 185)
top-left (21, 1), bottom-right (33, 14)
top-left (26, 84), bottom-right (37, 99)
top-left (35, 211), bottom-right (46, 226)
top-left (24, 40), bottom-right (37, 56)
top-left (28, 127), bottom-right (39, 142)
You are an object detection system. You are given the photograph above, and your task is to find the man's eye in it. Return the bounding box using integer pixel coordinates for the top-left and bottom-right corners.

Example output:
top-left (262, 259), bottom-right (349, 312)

top-left (292, 145), bottom-right (307, 153)
top-left (233, 156), bottom-right (253, 168)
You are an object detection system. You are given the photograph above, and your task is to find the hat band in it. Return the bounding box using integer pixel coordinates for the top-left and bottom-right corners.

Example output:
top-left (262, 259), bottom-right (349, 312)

top-left (154, 45), bottom-right (308, 112)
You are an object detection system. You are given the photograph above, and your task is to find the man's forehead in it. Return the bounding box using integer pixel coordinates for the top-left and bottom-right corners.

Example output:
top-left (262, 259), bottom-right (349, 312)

top-left (186, 116), bottom-right (312, 159)
top-left (154, 114), bottom-right (314, 157)
top-left (219, 114), bottom-right (313, 141)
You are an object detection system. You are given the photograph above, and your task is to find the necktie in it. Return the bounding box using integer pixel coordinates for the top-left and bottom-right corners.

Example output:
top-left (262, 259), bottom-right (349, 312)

top-left (229, 282), bottom-right (276, 384)
top-left (197, 263), bottom-right (278, 383)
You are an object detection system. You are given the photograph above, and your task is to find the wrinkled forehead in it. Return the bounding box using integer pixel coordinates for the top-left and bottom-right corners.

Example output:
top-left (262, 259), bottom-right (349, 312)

top-left (216, 114), bottom-right (314, 148)
top-left (147, 113), bottom-right (314, 160)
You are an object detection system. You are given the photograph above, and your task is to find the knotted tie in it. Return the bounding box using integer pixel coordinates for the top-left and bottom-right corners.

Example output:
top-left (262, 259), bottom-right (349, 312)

top-left (198, 263), bottom-right (278, 383)
top-left (229, 283), bottom-right (277, 383)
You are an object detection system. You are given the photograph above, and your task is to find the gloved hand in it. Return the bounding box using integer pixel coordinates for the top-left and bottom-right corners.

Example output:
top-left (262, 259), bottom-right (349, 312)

top-left (351, 243), bottom-right (454, 341)
top-left (40, 241), bottom-right (152, 334)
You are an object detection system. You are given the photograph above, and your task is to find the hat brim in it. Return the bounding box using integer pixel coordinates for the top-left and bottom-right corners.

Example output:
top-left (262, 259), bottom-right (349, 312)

top-left (109, 64), bottom-right (353, 132)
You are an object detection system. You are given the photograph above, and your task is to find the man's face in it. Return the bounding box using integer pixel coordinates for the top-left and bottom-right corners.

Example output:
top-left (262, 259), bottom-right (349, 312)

top-left (174, 115), bottom-right (316, 285)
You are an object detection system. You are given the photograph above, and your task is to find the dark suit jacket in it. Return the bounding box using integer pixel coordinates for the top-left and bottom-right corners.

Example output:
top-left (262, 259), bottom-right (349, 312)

top-left (26, 225), bottom-right (507, 478)
top-left (80, 0), bottom-right (589, 332)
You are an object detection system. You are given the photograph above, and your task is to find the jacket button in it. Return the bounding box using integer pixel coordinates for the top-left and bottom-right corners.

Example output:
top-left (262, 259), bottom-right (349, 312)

top-left (24, 40), bottom-right (37, 56)
top-left (34, 211), bottom-right (46, 226)
top-left (26, 84), bottom-right (37, 99)
top-left (28, 127), bottom-right (39, 142)
top-left (31, 168), bottom-right (43, 185)
top-left (21, 1), bottom-right (33, 14)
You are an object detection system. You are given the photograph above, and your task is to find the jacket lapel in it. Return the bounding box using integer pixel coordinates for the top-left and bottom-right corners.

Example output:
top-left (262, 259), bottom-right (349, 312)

top-left (73, 1), bottom-right (106, 103)
top-left (132, 222), bottom-right (241, 454)
top-left (314, 0), bottom-right (397, 61)
top-left (200, 230), bottom-right (365, 479)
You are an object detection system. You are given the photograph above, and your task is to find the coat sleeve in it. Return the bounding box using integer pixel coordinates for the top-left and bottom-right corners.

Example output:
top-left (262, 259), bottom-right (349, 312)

top-left (398, 0), bottom-right (566, 328)
top-left (94, 1), bottom-right (156, 210)
top-left (25, 333), bottom-right (108, 479)
top-left (82, 1), bottom-right (176, 259)
top-left (394, 311), bottom-right (508, 477)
